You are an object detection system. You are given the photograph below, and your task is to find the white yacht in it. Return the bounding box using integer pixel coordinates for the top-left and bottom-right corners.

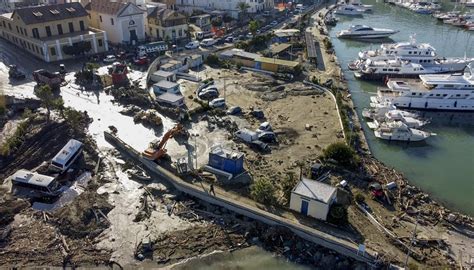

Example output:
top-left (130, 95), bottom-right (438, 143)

top-left (356, 38), bottom-right (474, 71)
top-left (363, 104), bottom-right (414, 118)
top-left (374, 121), bottom-right (432, 142)
top-left (367, 110), bottom-right (428, 129)
top-left (371, 63), bottom-right (474, 111)
top-left (350, 1), bottom-right (374, 11)
top-left (354, 59), bottom-right (441, 80)
top-left (334, 4), bottom-right (365, 16)
top-left (337, 25), bottom-right (399, 39)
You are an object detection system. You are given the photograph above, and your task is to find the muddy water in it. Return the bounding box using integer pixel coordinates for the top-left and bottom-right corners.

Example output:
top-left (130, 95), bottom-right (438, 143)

top-left (170, 247), bottom-right (310, 270)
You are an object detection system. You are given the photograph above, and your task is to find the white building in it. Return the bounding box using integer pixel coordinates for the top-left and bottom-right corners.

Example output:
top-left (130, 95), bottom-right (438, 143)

top-left (290, 178), bottom-right (337, 221)
top-left (85, 0), bottom-right (146, 45)
top-left (174, 0), bottom-right (266, 19)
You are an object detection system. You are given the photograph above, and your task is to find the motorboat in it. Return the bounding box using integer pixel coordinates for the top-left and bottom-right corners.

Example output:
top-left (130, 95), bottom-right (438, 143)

top-left (334, 4), bottom-right (365, 16)
top-left (354, 59), bottom-right (439, 81)
top-left (356, 37), bottom-right (474, 71)
top-left (350, 1), bottom-right (374, 12)
top-left (374, 121), bottom-right (432, 141)
top-left (370, 63), bottom-right (474, 111)
top-left (337, 25), bottom-right (399, 39)
top-left (367, 110), bottom-right (428, 129)
top-left (324, 14), bottom-right (339, 26)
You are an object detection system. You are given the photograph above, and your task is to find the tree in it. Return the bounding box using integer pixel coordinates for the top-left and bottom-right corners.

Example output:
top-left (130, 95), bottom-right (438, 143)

top-left (327, 204), bottom-right (348, 225)
top-left (64, 108), bottom-right (83, 133)
top-left (52, 98), bottom-right (65, 119)
top-left (323, 142), bottom-right (357, 168)
top-left (249, 20), bottom-right (260, 36)
top-left (237, 2), bottom-right (250, 22)
top-left (250, 177), bottom-right (276, 205)
top-left (34, 85), bottom-right (56, 122)
top-left (280, 171), bottom-right (298, 204)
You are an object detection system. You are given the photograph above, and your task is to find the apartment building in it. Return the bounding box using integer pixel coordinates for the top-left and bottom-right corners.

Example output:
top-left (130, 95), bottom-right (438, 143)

top-left (0, 2), bottom-right (108, 62)
top-left (147, 8), bottom-right (188, 42)
top-left (172, 0), bottom-right (266, 19)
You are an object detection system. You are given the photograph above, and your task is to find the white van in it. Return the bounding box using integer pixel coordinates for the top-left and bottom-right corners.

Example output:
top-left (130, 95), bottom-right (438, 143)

top-left (49, 139), bottom-right (83, 173)
top-left (11, 169), bottom-right (61, 198)
top-left (200, 38), bottom-right (216, 47)
top-left (185, 41), bottom-right (200, 49)
top-left (235, 129), bottom-right (258, 143)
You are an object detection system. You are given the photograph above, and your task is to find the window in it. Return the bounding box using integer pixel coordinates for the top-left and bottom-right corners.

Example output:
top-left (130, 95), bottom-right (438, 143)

top-left (179, 29), bottom-right (182, 37)
top-left (79, 20), bottom-right (85, 31)
top-left (57, 24), bottom-right (63, 35)
top-left (111, 18), bottom-right (114, 25)
top-left (16, 26), bottom-right (19, 33)
top-left (98, 39), bottom-right (103, 47)
top-left (45, 26), bottom-right (51, 37)
top-left (99, 15), bottom-right (102, 22)
top-left (8, 23), bottom-right (11, 30)
top-left (32, 28), bottom-right (39, 38)
top-left (68, 22), bottom-right (74, 33)
top-left (50, 47), bottom-right (56, 56)
top-left (408, 51), bottom-right (412, 54)
top-left (2, 21), bottom-right (5, 28)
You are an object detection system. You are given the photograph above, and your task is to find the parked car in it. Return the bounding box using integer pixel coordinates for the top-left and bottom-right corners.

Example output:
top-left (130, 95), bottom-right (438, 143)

top-left (258, 121), bottom-right (272, 132)
top-left (209, 97), bottom-right (225, 108)
top-left (246, 33), bottom-right (254, 39)
top-left (103, 55), bottom-right (117, 63)
top-left (185, 41), bottom-right (200, 49)
top-left (215, 38), bottom-right (225, 45)
top-left (249, 140), bottom-right (270, 152)
top-left (250, 109), bottom-right (265, 119)
top-left (198, 85), bottom-right (218, 94)
top-left (270, 20), bottom-right (278, 26)
top-left (263, 11), bottom-right (271, 17)
top-left (198, 89), bottom-right (219, 100)
top-left (238, 35), bottom-right (246, 41)
top-left (224, 36), bottom-right (234, 43)
top-left (200, 38), bottom-right (217, 47)
top-left (133, 56), bottom-right (149, 66)
top-left (227, 106), bottom-right (242, 115)
top-left (257, 131), bottom-right (277, 143)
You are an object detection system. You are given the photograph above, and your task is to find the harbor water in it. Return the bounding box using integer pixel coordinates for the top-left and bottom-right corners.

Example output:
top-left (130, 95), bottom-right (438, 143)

top-left (328, 0), bottom-right (474, 215)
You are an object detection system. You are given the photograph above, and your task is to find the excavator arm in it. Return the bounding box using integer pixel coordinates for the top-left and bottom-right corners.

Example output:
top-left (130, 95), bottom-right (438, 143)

top-left (142, 124), bottom-right (184, 161)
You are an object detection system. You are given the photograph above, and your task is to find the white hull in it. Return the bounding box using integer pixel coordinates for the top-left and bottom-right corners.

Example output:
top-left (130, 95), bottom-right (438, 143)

top-left (374, 129), bottom-right (430, 141)
top-left (338, 33), bottom-right (397, 39)
top-left (372, 95), bottom-right (474, 111)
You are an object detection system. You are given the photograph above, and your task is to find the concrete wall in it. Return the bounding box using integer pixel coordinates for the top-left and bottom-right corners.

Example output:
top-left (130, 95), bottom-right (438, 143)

top-left (289, 192), bottom-right (334, 221)
top-left (103, 131), bottom-right (375, 265)
top-left (147, 23), bottom-right (188, 41)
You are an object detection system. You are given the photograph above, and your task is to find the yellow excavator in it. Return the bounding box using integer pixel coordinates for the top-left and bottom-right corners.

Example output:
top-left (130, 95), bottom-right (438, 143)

top-left (142, 124), bottom-right (185, 161)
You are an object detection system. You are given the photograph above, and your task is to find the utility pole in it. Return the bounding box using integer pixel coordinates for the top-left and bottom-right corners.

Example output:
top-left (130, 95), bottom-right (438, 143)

top-left (223, 77), bottom-right (226, 99)
top-left (404, 214), bottom-right (419, 268)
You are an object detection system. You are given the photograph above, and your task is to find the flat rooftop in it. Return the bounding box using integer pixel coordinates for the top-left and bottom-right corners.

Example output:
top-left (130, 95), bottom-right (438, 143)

top-left (210, 145), bottom-right (244, 159)
top-left (154, 80), bottom-right (178, 89)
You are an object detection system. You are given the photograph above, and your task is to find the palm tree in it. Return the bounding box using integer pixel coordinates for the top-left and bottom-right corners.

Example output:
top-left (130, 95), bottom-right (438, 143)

top-left (237, 2), bottom-right (250, 23)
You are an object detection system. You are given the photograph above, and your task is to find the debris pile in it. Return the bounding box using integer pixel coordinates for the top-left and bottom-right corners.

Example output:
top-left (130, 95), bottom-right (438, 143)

top-left (133, 109), bottom-right (163, 129)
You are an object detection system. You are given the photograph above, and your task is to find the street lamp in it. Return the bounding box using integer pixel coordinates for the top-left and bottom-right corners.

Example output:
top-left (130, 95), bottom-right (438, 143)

top-left (191, 133), bottom-right (199, 170)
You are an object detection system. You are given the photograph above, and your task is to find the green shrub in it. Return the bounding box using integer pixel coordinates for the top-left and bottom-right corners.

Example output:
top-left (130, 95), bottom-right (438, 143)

top-left (250, 177), bottom-right (276, 205)
top-left (205, 54), bottom-right (220, 66)
top-left (354, 192), bottom-right (365, 204)
top-left (327, 204), bottom-right (348, 225)
top-left (323, 142), bottom-right (356, 168)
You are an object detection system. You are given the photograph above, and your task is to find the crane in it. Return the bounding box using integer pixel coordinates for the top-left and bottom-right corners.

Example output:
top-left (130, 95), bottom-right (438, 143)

top-left (142, 124), bottom-right (184, 161)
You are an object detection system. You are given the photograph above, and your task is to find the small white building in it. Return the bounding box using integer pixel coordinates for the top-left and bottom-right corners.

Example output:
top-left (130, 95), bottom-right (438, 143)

top-left (152, 80), bottom-right (180, 95)
top-left (156, 92), bottom-right (184, 107)
top-left (290, 178), bottom-right (337, 221)
top-left (150, 70), bottom-right (176, 83)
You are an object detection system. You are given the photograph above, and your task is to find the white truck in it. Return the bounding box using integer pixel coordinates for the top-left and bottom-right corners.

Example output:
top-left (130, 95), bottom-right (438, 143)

top-left (235, 129), bottom-right (258, 143)
top-left (137, 41), bottom-right (168, 56)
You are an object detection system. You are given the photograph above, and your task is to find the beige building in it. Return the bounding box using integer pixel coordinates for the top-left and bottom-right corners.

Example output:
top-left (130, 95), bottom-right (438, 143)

top-left (290, 178), bottom-right (337, 221)
top-left (85, 0), bottom-right (146, 45)
top-left (0, 2), bottom-right (108, 62)
top-left (147, 8), bottom-right (188, 42)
